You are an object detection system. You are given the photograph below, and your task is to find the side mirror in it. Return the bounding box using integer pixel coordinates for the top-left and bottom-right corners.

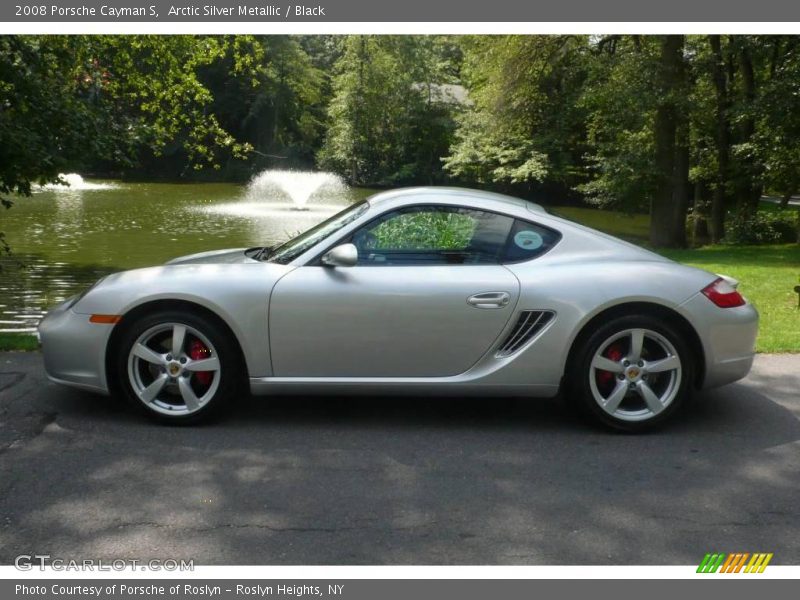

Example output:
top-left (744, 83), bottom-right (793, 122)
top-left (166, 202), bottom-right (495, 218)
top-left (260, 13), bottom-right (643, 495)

top-left (321, 243), bottom-right (358, 267)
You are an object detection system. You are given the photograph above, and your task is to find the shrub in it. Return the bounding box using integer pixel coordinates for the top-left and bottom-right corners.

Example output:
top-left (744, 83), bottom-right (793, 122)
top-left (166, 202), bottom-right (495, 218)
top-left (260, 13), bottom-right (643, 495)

top-left (372, 212), bottom-right (476, 249)
top-left (723, 211), bottom-right (797, 245)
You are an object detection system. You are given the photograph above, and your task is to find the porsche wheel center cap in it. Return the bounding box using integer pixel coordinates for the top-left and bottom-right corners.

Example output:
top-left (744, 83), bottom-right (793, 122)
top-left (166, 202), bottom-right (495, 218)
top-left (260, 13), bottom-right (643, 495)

top-left (167, 362), bottom-right (182, 377)
top-left (626, 366), bottom-right (641, 381)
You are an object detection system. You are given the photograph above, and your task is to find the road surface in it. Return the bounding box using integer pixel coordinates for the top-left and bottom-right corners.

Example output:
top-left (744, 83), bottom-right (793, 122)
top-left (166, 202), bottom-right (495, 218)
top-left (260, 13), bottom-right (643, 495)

top-left (1, 352), bottom-right (798, 565)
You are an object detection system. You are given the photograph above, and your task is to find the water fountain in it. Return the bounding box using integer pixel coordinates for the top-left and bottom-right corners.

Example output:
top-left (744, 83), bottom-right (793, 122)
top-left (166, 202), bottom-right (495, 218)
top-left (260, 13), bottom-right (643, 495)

top-left (40, 173), bottom-right (117, 191)
top-left (245, 169), bottom-right (348, 210)
top-left (201, 169), bottom-right (351, 222)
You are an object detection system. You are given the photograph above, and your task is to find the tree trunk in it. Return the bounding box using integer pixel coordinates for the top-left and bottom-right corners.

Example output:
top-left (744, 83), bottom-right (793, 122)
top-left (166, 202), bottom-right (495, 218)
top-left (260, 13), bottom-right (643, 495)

top-left (650, 35), bottom-right (688, 248)
top-left (797, 210), bottom-right (800, 244)
top-left (708, 35), bottom-right (730, 243)
top-left (671, 128), bottom-right (690, 248)
top-left (651, 107), bottom-right (677, 246)
top-left (795, 208), bottom-right (800, 244)
top-left (692, 181), bottom-right (711, 246)
top-left (736, 42), bottom-right (762, 218)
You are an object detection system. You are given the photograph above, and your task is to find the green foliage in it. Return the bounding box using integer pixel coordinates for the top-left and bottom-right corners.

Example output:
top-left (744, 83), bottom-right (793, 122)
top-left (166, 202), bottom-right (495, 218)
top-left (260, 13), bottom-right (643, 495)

top-left (750, 38), bottom-right (800, 199)
top-left (443, 109), bottom-right (549, 184)
top-left (1, 36), bottom-right (111, 259)
top-left (3, 34), bottom-right (800, 253)
top-left (445, 36), bottom-right (588, 188)
top-left (576, 37), bottom-right (663, 211)
top-left (200, 35), bottom-right (326, 172)
top-left (370, 211), bottom-right (476, 249)
top-left (447, 34), bottom-right (800, 247)
top-left (319, 36), bottom-right (461, 185)
top-left (0, 36), bottom-right (253, 189)
top-left (723, 210), bottom-right (798, 245)
top-left (93, 36), bottom-right (255, 170)
top-left (0, 37), bottom-right (104, 197)
top-left (0, 34), bottom-right (332, 254)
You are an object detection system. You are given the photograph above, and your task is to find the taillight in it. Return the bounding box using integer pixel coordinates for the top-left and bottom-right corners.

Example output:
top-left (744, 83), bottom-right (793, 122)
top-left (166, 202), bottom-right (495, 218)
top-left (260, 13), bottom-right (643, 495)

top-left (702, 277), bottom-right (746, 308)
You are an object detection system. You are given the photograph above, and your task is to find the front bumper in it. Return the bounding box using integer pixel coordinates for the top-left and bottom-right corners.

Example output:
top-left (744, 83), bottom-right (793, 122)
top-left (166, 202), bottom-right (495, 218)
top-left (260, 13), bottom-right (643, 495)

top-left (681, 292), bottom-right (759, 389)
top-left (38, 298), bottom-right (112, 395)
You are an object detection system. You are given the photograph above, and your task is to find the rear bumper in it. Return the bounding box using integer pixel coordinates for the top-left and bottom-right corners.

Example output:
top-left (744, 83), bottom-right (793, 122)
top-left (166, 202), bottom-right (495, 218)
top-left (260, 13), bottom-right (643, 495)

top-left (702, 354), bottom-right (755, 389)
top-left (681, 293), bottom-right (759, 389)
top-left (38, 298), bottom-right (111, 395)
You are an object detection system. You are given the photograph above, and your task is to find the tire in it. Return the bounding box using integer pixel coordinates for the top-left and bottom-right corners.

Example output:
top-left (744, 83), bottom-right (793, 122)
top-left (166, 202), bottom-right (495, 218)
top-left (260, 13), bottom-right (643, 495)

top-left (570, 315), bottom-right (693, 432)
top-left (114, 310), bottom-right (244, 424)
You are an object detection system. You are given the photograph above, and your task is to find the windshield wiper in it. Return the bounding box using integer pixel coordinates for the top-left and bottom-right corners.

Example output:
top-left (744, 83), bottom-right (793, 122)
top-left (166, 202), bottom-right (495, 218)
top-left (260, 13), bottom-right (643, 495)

top-left (248, 244), bottom-right (277, 261)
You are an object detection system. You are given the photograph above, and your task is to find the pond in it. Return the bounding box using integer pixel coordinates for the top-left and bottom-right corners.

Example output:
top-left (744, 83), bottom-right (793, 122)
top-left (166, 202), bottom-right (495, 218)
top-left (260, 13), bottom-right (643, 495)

top-left (0, 176), bottom-right (373, 333)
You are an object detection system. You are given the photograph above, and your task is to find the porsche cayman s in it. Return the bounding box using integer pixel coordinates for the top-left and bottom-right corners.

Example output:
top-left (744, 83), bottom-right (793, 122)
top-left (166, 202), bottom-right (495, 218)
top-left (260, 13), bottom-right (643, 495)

top-left (39, 187), bottom-right (758, 430)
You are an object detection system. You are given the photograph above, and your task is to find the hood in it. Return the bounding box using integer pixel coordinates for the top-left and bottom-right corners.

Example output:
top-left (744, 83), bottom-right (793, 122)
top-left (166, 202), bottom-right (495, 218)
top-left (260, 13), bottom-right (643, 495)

top-left (165, 248), bottom-right (257, 265)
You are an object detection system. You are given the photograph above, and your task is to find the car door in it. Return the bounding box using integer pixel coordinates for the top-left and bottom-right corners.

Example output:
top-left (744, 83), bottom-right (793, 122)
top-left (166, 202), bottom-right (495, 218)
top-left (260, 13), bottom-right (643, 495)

top-left (269, 205), bottom-right (521, 378)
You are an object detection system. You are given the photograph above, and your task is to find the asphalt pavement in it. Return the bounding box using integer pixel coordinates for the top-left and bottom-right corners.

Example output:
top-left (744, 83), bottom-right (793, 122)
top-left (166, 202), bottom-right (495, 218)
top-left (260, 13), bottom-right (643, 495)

top-left (0, 352), bottom-right (798, 565)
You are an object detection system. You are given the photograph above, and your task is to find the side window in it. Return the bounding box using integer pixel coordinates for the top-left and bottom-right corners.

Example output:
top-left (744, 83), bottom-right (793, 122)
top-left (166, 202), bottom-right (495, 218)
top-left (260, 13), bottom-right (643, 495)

top-left (501, 219), bottom-right (561, 263)
top-left (350, 206), bottom-right (514, 266)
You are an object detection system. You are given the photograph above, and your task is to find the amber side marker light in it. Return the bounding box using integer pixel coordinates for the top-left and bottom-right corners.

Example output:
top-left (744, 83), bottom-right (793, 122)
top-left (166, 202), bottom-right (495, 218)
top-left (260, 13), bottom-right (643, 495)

top-left (89, 314), bottom-right (121, 324)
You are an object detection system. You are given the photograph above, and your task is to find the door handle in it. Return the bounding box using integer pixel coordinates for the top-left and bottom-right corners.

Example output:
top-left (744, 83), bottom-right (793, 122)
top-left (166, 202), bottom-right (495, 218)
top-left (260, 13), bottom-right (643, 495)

top-left (467, 292), bottom-right (511, 309)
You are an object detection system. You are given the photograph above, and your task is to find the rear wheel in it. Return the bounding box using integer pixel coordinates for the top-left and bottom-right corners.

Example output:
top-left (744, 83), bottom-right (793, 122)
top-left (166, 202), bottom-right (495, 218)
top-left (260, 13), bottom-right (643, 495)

top-left (115, 310), bottom-right (243, 424)
top-left (571, 315), bottom-right (692, 432)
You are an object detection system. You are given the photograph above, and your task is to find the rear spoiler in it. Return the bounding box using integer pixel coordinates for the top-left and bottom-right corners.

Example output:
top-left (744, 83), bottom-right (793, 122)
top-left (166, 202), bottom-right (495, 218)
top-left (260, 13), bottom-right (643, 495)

top-left (717, 274), bottom-right (740, 289)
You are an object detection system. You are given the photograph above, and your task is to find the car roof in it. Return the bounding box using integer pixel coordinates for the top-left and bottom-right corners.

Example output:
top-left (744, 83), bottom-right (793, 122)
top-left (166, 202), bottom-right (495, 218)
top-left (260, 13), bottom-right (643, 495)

top-left (366, 187), bottom-right (547, 214)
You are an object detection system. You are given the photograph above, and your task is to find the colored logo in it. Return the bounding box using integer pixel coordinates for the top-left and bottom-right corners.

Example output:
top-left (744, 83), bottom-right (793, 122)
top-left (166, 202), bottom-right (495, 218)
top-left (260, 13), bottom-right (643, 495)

top-left (697, 552), bottom-right (773, 573)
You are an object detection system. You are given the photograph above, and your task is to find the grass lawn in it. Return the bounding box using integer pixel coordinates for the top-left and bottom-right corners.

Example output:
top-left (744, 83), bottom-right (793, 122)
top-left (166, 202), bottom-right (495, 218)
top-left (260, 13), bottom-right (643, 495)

top-left (660, 245), bottom-right (800, 353)
top-left (0, 332), bottom-right (39, 352)
top-left (552, 206), bottom-right (651, 243)
top-left (553, 205), bottom-right (799, 353)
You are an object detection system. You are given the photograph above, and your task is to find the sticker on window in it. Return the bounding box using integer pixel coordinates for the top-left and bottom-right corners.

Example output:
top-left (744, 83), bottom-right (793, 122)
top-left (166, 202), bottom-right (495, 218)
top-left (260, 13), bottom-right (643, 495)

top-left (513, 230), bottom-right (543, 251)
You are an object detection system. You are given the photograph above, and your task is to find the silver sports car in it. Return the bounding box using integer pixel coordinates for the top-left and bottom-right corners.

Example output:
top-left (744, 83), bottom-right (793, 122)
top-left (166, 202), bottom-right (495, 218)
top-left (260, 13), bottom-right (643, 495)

top-left (38, 187), bottom-right (758, 431)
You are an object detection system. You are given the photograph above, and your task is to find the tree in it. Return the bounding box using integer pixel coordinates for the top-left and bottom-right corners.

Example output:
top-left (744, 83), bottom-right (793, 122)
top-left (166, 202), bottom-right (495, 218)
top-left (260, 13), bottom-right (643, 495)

top-left (445, 36), bottom-right (588, 194)
top-left (1, 35), bottom-right (263, 253)
top-left (0, 36), bottom-right (106, 254)
top-left (4, 34), bottom-right (798, 253)
top-left (578, 37), bottom-right (658, 209)
top-left (706, 35), bottom-right (732, 242)
top-left (691, 35), bottom-right (795, 242)
top-left (319, 35), bottom-right (460, 185)
top-left (449, 35), bottom-right (799, 248)
top-left (0, 35), bottom-right (258, 187)
top-left (753, 37), bottom-right (800, 208)
top-left (198, 35), bottom-right (325, 174)
top-left (650, 35), bottom-right (690, 248)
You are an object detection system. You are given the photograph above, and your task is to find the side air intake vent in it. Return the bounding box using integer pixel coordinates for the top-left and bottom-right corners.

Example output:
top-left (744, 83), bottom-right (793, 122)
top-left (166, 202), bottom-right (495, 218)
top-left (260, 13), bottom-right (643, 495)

top-left (496, 310), bottom-right (555, 357)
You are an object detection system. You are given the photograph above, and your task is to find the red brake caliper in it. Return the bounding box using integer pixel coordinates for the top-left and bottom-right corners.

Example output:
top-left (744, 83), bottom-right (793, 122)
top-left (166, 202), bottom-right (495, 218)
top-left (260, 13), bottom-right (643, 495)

top-left (188, 339), bottom-right (213, 387)
top-left (597, 344), bottom-right (623, 389)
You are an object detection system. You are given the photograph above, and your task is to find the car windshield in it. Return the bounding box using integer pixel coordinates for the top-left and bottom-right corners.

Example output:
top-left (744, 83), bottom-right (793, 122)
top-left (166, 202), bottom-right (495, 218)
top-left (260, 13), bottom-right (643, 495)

top-left (267, 200), bottom-right (369, 264)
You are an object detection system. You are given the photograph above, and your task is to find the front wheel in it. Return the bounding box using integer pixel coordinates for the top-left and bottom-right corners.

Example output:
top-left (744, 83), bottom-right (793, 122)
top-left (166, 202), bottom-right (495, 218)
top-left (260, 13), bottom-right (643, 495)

top-left (571, 315), bottom-right (693, 432)
top-left (115, 310), bottom-right (244, 424)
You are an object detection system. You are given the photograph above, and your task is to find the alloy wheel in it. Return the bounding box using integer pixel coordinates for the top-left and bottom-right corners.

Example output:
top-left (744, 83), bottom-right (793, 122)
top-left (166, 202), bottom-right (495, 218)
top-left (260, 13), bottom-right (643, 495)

top-left (588, 328), bottom-right (682, 422)
top-left (126, 322), bottom-right (221, 416)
